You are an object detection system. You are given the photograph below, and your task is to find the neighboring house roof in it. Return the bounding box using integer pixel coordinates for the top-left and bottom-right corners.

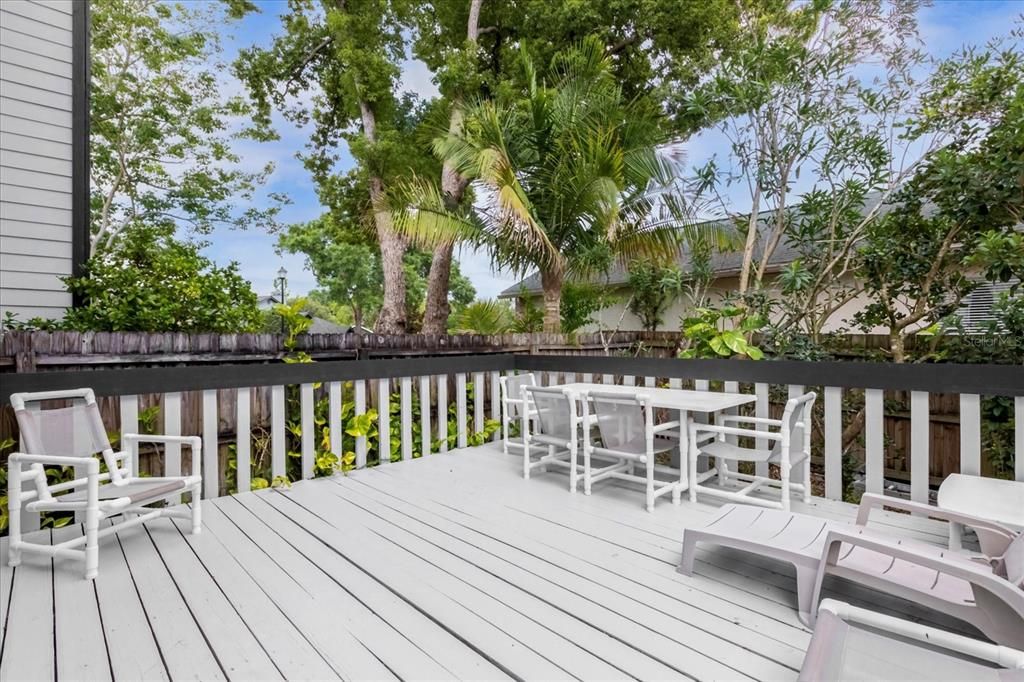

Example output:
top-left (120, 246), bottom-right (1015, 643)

top-left (498, 193), bottom-right (889, 298)
top-left (256, 294), bottom-right (280, 309)
top-left (497, 211), bottom-right (801, 298)
top-left (304, 317), bottom-right (373, 335)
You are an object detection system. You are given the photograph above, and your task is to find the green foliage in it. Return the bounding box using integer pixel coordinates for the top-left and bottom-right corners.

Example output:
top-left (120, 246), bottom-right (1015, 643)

top-left (626, 263), bottom-right (687, 331)
top-left (58, 224), bottom-right (261, 333)
top-left (511, 293), bottom-right (545, 333)
top-left (451, 300), bottom-right (515, 334)
top-left (679, 306), bottom-right (766, 360)
top-left (560, 283), bottom-right (603, 335)
top-left (90, 0), bottom-right (278, 253)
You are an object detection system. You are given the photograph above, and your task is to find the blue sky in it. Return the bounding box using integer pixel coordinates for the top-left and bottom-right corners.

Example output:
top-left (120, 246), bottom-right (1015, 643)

top-left (200, 0), bottom-right (1022, 300)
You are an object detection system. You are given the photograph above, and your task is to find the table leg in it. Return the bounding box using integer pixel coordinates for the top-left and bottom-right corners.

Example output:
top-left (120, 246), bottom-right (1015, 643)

top-left (673, 409), bottom-right (688, 504)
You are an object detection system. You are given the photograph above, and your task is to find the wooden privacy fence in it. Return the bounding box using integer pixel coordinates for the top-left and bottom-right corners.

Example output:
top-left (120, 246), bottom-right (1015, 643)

top-left (2, 354), bottom-right (1022, 512)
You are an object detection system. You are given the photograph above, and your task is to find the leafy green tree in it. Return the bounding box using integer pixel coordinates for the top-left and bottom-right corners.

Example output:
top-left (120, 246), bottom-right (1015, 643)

top-left (559, 284), bottom-right (603, 334)
top-left (61, 225), bottom-right (261, 332)
top-left (235, 0), bottom-right (417, 333)
top-left (450, 300), bottom-right (514, 334)
top-left (397, 38), bottom-right (728, 331)
top-left (89, 0), bottom-right (278, 254)
top-left (852, 39), bottom-right (1024, 361)
top-left (626, 264), bottom-right (687, 331)
top-left (679, 306), bottom-right (766, 360)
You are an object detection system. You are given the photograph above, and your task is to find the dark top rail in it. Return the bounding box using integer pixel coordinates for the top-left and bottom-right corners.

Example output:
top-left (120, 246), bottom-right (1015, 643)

top-left (517, 355), bottom-right (1024, 396)
top-left (2, 353), bottom-right (1022, 402)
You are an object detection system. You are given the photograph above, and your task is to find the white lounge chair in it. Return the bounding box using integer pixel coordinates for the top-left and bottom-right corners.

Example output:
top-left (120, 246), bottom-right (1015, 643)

top-left (799, 599), bottom-right (1024, 681)
top-left (521, 385), bottom-right (582, 490)
top-left (8, 389), bottom-right (202, 579)
top-left (679, 493), bottom-right (1024, 647)
top-left (499, 372), bottom-right (537, 455)
top-left (687, 391), bottom-right (816, 511)
top-left (581, 391), bottom-right (682, 512)
top-left (938, 473), bottom-right (1024, 551)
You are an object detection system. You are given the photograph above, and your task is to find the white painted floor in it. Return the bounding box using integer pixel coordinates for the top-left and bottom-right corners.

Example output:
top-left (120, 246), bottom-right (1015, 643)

top-left (0, 443), bottom-right (975, 681)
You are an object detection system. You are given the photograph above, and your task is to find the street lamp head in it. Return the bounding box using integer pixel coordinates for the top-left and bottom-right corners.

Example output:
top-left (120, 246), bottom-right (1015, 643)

top-left (277, 266), bottom-right (287, 280)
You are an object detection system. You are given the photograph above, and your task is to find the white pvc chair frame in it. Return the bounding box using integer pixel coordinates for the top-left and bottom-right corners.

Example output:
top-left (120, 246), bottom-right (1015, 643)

top-left (520, 384), bottom-right (581, 491)
top-left (581, 391), bottom-right (682, 512)
top-left (687, 392), bottom-right (816, 511)
top-left (499, 373), bottom-right (537, 455)
top-left (8, 389), bottom-right (202, 580)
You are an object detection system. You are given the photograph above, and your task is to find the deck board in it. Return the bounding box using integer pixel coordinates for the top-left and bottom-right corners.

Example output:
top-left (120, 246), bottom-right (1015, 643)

top-left (1, 442), bottom-right (989, 681)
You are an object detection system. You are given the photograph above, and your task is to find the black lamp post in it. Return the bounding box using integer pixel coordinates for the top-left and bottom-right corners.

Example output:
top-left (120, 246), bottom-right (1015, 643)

top-left (274, 267), bottom-right (287, 334)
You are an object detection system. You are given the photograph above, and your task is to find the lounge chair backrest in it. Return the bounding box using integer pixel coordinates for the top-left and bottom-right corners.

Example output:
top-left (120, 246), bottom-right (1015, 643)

top-left (500, 373), bottom-right (536, 419)
top-left (11, 389), bottom-right (123, 489)
top-left (524, 385), bottom-right (575, 441)
top-left (589, 392), bottom-right (651, 455)
top-left (773, 392), bottom-right (817, 457)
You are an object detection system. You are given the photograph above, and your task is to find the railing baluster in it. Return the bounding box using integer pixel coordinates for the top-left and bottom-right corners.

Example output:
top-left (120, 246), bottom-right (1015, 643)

top-left (1016, 396), bottom-right (1024, 482)
top-left (864, 388), bottom-right (884, 495)
top-left (602, 373), bottom-right (613, 385)
top-left (236, 387), bottom-right (250, 493)
top-left (202, 389), bottom-right (218, 497)
top-left (473, 371), bottom-right (484, 435)
top-left (723, 381), bottom-right (740, 446)
top-left (437, 375), bottom-right (449, 453)
top-left (300, 383), bottom-right (314, 479)
top-left (582, 373), bottom-right (593, 383)
top-left (456, 372), bottom-right (468, 449)
top-left (329, 382), bottom-right (342, 461)
top-left (823, 386), bottom-right (842, 500)
top-left (271, 385), bottom-right (285, 479)
top-left (164, 391), bottom-right (182, 477)
top-left (354, 380), bottom-right (367, 468)
top-left (119, 394), bottom-right (138, 475)
top-left (490, 371), bottom-right (500, 442)
top-left (754, 383), bottom-right (769, 478)
top-left (787, 385), bottom-right (806, 489)
top-left (669, 378), bottom-right (682, 389)
top-left (695, 379), bottom-right (709, 391)
top-left (623, 375), bottom-right (635, 386)
top-left (910, 391), bottom-right (930, 506)
top-left (419, 376), bottom-right (431, 457)
top-left (959, 393), bottom-right (981, 476)
top-left (401, 376), bottom-right (413, 461)
top-left (644, 376), bottom-right (655, 388)
top-left (565, 372), bottom-right (577, 384)
top-left (378, 379), bottom-right (391, 465)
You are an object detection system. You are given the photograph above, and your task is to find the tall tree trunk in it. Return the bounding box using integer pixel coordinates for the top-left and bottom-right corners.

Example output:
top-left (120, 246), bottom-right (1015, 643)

top-left (737, 185), bottom-right (762, 294)
top-left (421, 0), bottom-right (483, 335)
top-left (360, 100), bottom-right (407, 334)
top-left (540, 268), bottom-right (563, 333)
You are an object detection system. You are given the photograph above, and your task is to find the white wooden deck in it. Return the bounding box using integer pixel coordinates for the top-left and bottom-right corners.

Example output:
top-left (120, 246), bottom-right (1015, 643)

top-left (1, 443), bottom-right (975, 681)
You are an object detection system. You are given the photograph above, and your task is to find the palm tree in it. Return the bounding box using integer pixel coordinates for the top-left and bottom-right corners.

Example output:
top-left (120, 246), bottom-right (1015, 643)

top-left (394, 37), bottom-right (730, 331)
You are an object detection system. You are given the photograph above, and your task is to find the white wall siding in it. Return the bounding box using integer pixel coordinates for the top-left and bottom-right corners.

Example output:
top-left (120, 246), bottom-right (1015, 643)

top-left (0, 0), bottom-right (75, 321)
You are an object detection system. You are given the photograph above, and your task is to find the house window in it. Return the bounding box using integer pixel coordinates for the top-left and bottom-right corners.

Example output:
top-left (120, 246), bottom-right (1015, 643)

top-left (952, 279), bottom-right (1020, 333)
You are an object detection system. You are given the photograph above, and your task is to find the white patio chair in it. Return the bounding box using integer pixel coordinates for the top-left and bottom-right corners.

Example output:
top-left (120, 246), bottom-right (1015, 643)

top-left (521, 384), bottom-right (582, 491)
top-left (8, 389), bottom-right (202, 580)
top-left (679, 495), bottom-right (1024, 647)
top-left (938, 473), bottom-right (1024, 551)
top-left (799, 599), bottom-right (1024, 681)
top-left (499, 372), bottom-right (537, 455)
top-left (581, 391), bottom-right (681, 512)
top-left (687, 391), bottom-right (816, 511)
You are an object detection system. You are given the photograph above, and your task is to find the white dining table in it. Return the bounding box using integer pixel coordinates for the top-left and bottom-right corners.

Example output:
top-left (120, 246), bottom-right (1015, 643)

top-left (558, 382), bottom-right (756, 489)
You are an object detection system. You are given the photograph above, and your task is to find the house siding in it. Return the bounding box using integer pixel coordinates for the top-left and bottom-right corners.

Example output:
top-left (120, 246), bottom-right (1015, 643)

top-left (0, 0), bottom-right (76, 322)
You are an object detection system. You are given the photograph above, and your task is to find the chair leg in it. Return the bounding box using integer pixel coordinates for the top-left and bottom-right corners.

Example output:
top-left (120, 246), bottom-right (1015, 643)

top-left (803, 457), bottom-right (811, 503)
top-left (523, 438), bottom-right (530, 480)
top-left (191, 485), bottom-right (202, 534)
top-left (646, 456), bottom-right (655, 512)
top-left (583, 446), bottom-right (592, 496)
top-left (84, 505), bottom-right (99, 580)
top-left (502, 414), bottom-right (509, 455)
top-left (688, 435), bottom-right (699, 503)
top-left (781, 462), bottom-right (792, 512)
top-left (569, 443), bottom-right (578, 493)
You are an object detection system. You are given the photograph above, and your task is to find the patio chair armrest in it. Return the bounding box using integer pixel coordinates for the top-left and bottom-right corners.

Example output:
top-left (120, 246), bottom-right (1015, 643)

top-left (8, 452), bottom-right (99, 471)
top-left (652, 420), bottom-right (682, 434)
top-left (817, 599), bottom-right (1024, 669)
top-left (820, 527), bottom-right (1007, 587)
top-left (689, 423), bottom-right (782, 441)
top-left (716, 414), bottom-right (783, 427)
top-left (123, 434), bottom-right (202, 477)
top-left (856, 493), bottom-right (1017, 540)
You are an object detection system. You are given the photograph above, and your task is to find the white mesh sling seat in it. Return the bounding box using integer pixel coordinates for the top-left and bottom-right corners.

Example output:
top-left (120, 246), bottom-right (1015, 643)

top-left (687, 391), bottom-right (816, 511)
top-left (521, 385), bottom-right (582, 491)
top-left (581, 391), bottom-right (682, 512)
top-left (8, 389), bottom-right (202, 580)
top-left (499, 373), bottom-right (538, 455)
top-left (799, 599), bottom-right (1024, 682)
top-left (679, 494), bottom-right (1024, 647)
